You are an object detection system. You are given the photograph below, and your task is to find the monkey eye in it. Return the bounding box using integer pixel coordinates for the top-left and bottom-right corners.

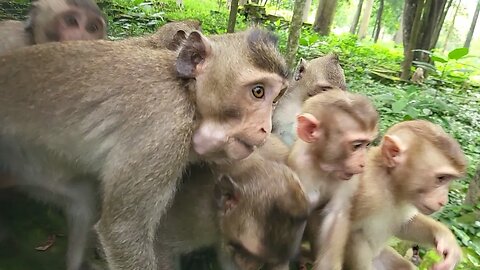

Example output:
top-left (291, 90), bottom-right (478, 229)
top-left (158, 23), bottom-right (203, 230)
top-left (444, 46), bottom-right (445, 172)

top-left (252, 85), bottom-right (265, 99)
top-left (64, 15), bottom-right (79, 27)
top-left (436, 175), bottom-right (452, 184)
top-left (352, 142), bottom-right (363, 151)
top-left (86, 23), bottom-right (99, 33)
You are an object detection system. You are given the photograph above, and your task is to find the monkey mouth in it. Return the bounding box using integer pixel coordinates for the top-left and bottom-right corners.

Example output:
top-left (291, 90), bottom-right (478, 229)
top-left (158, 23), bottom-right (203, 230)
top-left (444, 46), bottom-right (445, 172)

top-left (234, 137), bottom-right (255, 153)
top-left (338, 172), bottom-right (354, 180)
top-left (418, 204), bottom-right (436, 215)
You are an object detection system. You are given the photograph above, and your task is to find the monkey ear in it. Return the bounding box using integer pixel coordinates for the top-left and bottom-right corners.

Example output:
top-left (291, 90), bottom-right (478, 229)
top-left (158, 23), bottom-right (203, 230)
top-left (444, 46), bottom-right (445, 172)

top-left (214, 175), bottom-right (241, 214)
top-left (381, 135), bottom-right (406, 168)
top-left (294, 58), bottom-right (307, 81)
top-left (296, 113), bottom-right (321, 143)
top-left (176, 31), bottom-right (212, 78)
top-left (167, 30), bottom-right (188, 51)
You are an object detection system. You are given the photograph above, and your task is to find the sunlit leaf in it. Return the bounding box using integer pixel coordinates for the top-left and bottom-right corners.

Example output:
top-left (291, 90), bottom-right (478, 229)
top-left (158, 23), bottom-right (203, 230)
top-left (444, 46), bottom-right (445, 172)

top-left (431, 55), bottom-right (448, 63)
top-left (392, 99), bottom-right (408, 113)
top-left (448, 47), bottom-right (469, 60)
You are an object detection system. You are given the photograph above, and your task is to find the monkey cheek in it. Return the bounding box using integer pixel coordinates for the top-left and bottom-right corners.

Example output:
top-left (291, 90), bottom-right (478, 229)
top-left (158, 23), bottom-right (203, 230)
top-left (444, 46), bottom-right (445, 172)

top-left (192, 126), bottom-right (227, 156)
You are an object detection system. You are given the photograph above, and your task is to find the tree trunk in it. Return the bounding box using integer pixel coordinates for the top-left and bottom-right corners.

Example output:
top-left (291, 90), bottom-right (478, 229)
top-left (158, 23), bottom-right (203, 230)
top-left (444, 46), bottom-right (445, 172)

top-left (358, 0), bottom-right (374, 39)
top-left (239, 0), bottom-right (248, 5)
top-left (402, 0), bottom-right (418, 50)
top-left (302, 0), bottom-right (312, 22)
top-left (443, 0), bottom-right (462, 52)
top-left (350, 0), bottom-right (364, 34)
top-left (227, 0), bottom-right (240, 33)
top-left (313, 0), bottom-right (338, 35)
top-left (430, 0), bottom-right (453, 49)
top-left (286, 0), bottom-right (308, 68)
top-left (464, 0), bottom-right (480, 48)
top-left (465, 164), bottom-right (480, 205)
top-left (401, 0), bottom-right (425, 80)
top-left (373, 0), bottom-right (384, 42)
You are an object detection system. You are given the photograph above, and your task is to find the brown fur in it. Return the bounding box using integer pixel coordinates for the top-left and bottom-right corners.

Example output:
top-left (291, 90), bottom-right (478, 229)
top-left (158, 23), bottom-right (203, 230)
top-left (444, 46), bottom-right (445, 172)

top-left (156, 150), bottom-right (309, 269)
top-left (288, 90), bottom-right (378, 270)
top-left (345, 120), bottom-right (466, 270)
top-left (0, 28), bottom-right (288, 270)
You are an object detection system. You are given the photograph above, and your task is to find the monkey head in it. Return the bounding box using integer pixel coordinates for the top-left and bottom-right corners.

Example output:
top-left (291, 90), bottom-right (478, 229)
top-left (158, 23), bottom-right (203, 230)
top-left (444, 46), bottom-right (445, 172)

top-left (27, 0), bottom-right (107, 44)
top-left (291, 54), bottom-right (347, 101)
top-left (214, 160), bottom-right (309, 268)
top-left (176, 28), bottom-right (289, 161)
top-left (152, 19), bottom-right (202, 51)
top-left (295, 90), bottom-right (378, 180)
top-left (379, 120), bottom-right (467, 214)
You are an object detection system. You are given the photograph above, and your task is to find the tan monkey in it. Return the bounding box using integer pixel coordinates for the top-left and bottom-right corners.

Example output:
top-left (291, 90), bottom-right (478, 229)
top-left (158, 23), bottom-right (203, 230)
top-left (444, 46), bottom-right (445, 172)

top-left (344, 120), bottom-right (466, 270)
top-left (119, 19), bottom-right (201, 50)
top-left (0, 0), bottom-right (107, 54)
top-left (0, 27), bottom-right (288, 270)
top-left (156, 150), bottom-right (309, 270)
top-left (411, 67), bottom-right (425, 84)
top-left (288, 90), bottom-right (379, 270)
top-left (273, 54), bottom-right (347, 145)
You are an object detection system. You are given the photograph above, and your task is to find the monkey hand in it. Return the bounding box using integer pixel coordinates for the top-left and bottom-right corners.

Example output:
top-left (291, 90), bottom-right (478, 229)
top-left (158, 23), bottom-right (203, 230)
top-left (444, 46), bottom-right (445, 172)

top-left (431, 232), bottom-right (462, 270)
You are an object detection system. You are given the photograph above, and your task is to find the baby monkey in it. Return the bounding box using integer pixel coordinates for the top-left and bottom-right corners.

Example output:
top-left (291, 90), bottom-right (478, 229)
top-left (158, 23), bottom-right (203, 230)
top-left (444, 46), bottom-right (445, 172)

top-left (288, 89), bottom-right (379, 270)
top-left (0, 0), bottom-right (107, 54)
top-left (156, 151), bottom-right (310, 270)
top-left (345, 120), bottom-right (466, 270)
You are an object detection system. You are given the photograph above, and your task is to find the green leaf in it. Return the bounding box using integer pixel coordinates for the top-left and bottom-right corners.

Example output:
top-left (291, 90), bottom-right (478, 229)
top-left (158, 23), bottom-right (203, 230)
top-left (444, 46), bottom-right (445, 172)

top-left (431, 55), bottom-right (448, 63)
top-left (448, 47), bottom-right (469, 60)
top-left (392, 99), bottom-right (408, 113)
top-left (419, 250), bottom-right (443, 270)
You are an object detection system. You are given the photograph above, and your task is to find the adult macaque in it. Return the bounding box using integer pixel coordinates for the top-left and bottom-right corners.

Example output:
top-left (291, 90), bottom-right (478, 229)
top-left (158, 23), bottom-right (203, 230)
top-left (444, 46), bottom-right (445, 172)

top-left (157, 152), bottom-right (309, 269)
top-left (120, 19), bottom-right (201, 50)
top-left (273, 54), bottom-right (347, 145)
top-left (0, 0), bottom-right (106, 54)
top-left (288, 90), bottom-right (379, 270)
top-left (0, 27), bottom-right (288, 270)
top-left (344, 120), bottom-right (466, 270)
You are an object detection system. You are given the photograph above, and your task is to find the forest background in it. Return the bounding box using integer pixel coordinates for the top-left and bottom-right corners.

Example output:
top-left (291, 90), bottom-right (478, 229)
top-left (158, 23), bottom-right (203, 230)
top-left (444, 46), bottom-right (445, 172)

top-left (0, 0), bottom-right (479, 269)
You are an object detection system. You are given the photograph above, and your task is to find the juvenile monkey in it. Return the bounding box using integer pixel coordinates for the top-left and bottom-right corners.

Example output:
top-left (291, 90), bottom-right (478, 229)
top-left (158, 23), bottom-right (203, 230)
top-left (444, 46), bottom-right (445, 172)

top-left (344, 120), bottom-right (466, 270)
top-left (288, 90), bottom-right (379, 270)
top-left (156, 151), bottom-right (309, 270)
top-left (0, 0), bottom-right (107, 54)
top-left (411, 67), bottom-right (425, 84)
top-left (119, 19), bottom-right (201, 50)
top-left (273, 54), bottom-right (347, 145)
top-left (0, 28), bottom-right (288, 270)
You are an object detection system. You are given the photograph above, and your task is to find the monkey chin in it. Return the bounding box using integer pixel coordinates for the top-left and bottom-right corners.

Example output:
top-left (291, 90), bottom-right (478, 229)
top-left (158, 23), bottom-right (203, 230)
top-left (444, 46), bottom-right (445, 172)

top-left (335, 171), bottom-right (355, 181)
top-left (224, 137), bottom-right (256, 160)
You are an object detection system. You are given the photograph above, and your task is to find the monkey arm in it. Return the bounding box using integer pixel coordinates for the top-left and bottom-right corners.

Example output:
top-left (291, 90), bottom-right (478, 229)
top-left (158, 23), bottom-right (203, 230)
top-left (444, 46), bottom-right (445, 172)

top-left (312, 208), bottom-right (350, 270)
top-left (343, 231), bottom-right (374, 270)
top-left (396, 214), bottom-right (462, 270)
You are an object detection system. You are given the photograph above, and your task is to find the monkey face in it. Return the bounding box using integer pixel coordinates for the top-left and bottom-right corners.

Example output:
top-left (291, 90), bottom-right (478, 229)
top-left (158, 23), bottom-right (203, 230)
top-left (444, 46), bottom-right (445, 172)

top-left (380, 122), bottom-right (466, 214)
top-left (215, 163), bottom-right (309, 268)
top-left (49, 8), bottom-right (106, 42)
top-left (175, 28), bottom-right (288, 161)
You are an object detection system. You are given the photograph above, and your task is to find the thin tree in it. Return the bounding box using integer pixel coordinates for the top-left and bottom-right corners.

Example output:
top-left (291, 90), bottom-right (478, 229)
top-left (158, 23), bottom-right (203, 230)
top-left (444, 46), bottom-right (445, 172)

top-left (358, 0), bottom-right (374, 39)
top-left (227, 0), bottom-right (240, 33)
top-left (350, 0), bottom-right (364, 34)
top-left (286, 0), bottom-right (308, 68)
top-left (373, 0), bottom-right (385, 42)
top-left (464, 0), bottom-right (480, 48)
top-left (401, 0), bottom-right (425, 80)
top-left (313, 0), bottom-right (339, 35)
top-left (303, 0), bottom-right (313, 22)
top-left (443, 0), bottom-right (462, 51)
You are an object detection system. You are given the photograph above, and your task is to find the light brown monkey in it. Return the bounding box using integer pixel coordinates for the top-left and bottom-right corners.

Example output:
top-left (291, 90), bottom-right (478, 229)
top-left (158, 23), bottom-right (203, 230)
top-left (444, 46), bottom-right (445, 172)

top-left (119, 19), bottom-right (201, 50)
top-left (0, 28), bottom-right (288, 270)
top-left (344, 120), bottom-right (466, 270)
top-left (156, 151), bottom-right (309, 270)
top-left (0, 0), bottom-right (106, 54)
top-left (273, 54), bottom-right (347, 145)
top-left (288, 90), bottom-right (379, 270)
